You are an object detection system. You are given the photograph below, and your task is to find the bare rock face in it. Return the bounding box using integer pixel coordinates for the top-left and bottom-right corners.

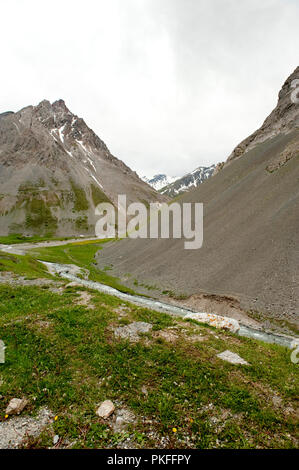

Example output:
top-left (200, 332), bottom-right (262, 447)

top-left (0, 99), bottom-right (165, 237)
top-left (96, 400), bottom-right (115, 419)
top-left (225, 66), bottom-right (299, 166)
top-left (212, 65), bottom-right (299, 177)
top-left (5, 398), bottom-right (29, 415)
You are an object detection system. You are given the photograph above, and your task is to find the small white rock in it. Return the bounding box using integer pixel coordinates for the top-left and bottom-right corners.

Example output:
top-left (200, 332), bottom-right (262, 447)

top-left (53, 434), bottom-right (59, 445)
top-left (96, 400), bottom-right (115, 419)
top-left (217, 350), bottom-right (249, 365)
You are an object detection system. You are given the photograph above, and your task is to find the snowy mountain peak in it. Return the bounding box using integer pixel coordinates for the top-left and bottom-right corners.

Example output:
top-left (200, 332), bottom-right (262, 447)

top-left (142, 174), bottom-right (179, 191)
top-left (143, 165), bottom-right (216, 197)
top-left (160, 165), bottom-right (216, 197)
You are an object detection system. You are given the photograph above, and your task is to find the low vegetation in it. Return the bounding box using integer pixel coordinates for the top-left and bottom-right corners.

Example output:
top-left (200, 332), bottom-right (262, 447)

top-left (70, 181), bottom-right (89, 212)
top-left (90, 184), bottom-right (112, 207)
top-left (29, 239), bottom-right (138, 295)
top-left (25, 198), bottom-right (58, 234)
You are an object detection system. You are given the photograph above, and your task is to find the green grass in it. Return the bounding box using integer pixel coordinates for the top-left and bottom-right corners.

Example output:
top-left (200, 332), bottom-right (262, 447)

top-left (28, 240), bottom-right (139, 295)
top-left (0, 252), bottom-right (52, 279)
top-left (0, 284), bottom-right (298, 449)
top-left (0, 239), bottom-right (137, 295)
top-left (0, 234), bottom-right (74, 245)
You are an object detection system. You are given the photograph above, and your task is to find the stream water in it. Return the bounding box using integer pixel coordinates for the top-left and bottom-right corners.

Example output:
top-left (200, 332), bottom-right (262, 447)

top-left (42, 261), bottom-right (298, 350)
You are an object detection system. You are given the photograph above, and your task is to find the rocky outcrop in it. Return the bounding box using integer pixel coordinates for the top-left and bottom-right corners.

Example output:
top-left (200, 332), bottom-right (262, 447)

top-left (224, 66), bottom-right (299, 167)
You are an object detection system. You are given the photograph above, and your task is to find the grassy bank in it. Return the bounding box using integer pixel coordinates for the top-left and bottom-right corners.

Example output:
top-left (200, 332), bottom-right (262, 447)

top-left (28, 239), bottom-right (138, 295)
top-left (0, 282), bottom-right (298, 448)
top-left (0, 243), bottom-right (298, 448)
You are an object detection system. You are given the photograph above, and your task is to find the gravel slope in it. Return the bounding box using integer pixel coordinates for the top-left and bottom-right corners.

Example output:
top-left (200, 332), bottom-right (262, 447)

top-left (96, 131), bottom-right (299, 331)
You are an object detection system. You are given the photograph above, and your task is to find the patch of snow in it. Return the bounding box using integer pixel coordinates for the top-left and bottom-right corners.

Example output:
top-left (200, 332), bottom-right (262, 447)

top-left (58, 124), bottom-right (66, 143)
top-left (91, 174), bottom-right (103, 188)
top-left (65, 149), bottom-right (74, 158)
top-left (76, 140), bottom-right (101, 183)
top-left (86, 156), bottom-right (97, 172)
top-left (50, 129), bottom-right (58, 142)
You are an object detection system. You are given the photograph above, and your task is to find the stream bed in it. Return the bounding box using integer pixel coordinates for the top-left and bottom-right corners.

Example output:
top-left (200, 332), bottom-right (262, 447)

top-left (42, 261), bottom-right (298, 350)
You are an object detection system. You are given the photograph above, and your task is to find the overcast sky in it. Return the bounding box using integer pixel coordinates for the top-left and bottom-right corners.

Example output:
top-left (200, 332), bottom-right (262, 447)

top-left (1, 0), bottom-right (298, 177)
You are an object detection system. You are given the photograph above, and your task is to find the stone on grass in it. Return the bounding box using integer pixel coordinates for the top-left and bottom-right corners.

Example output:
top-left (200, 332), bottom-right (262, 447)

top-left (184, 312), bottom-right (239, 333)
top-left (114, 322), bottom-right (152, 342)
top-left (217, 350), bottom-right (249, 365)
top-left (96, 400), bottom-right (115, 419)
top-left (65, 282), bottom-right (83, 288)
top-left (156, 330), bottom-right (178, 343)
top-left (5, 398), bottom-right (29, 416)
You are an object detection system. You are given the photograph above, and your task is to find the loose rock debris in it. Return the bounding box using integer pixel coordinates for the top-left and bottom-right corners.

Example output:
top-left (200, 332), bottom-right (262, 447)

top-left (0, 408), bottom-right (54, 449)
top-left (113, 322), bottom-right (153, 342)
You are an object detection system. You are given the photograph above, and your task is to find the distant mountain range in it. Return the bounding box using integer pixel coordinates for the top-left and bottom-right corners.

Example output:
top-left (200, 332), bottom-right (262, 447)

top-left (0, 100), bottom-right (165, 237)
top-left (159, 165), bottom-right (216, 197)
top-left (142, 174), bottom-right (179, 191)
top-left (143, 165), bottom-right (216, 197)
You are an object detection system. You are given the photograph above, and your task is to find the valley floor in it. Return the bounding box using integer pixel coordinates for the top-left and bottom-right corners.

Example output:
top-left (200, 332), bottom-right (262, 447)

top-left (0, 239), bottom-right (298, 449)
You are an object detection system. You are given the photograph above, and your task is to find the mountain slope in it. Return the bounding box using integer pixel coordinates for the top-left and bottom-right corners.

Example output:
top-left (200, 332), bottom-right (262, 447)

top-left (96, 66), bottom-right (299, 332)
top-left (160, 165), bottom-right (215, 197)
top-left (0, 100), bottom-right (165, 236)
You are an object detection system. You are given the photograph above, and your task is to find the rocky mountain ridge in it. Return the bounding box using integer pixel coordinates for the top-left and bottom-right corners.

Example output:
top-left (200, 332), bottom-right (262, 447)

top-left (0, 100), bottom-right (164, 236)
top-left (160, 165), bottom-right (215, 197)
top-left (214, 66), bottom-right (299, 175)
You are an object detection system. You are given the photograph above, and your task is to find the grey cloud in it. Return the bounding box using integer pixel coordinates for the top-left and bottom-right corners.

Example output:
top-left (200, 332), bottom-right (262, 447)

top-left (0, 0), bottom-right (298, 177)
